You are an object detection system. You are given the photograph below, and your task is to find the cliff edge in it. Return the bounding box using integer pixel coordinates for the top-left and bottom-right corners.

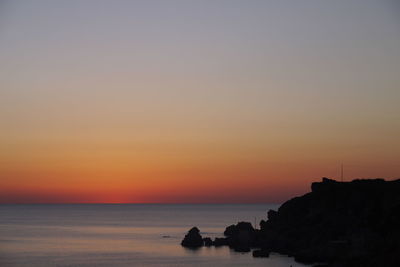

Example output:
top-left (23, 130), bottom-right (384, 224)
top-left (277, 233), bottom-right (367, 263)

top-left (182, 178), bottom-right (400, 266)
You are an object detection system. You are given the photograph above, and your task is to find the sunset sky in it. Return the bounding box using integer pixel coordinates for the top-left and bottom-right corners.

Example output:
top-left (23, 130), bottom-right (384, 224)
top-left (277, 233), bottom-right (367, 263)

top-left (1, 0), bottom-right (399, 203)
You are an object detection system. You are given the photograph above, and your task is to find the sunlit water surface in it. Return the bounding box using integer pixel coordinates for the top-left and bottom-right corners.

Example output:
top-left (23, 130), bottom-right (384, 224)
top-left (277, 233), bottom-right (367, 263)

top-left (0, 204), bottom-right (307, 267)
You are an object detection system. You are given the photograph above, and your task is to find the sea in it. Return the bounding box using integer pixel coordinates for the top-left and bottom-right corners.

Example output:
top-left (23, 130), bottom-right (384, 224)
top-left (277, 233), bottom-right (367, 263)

top-left (0, 204), bottom-right (308, 267)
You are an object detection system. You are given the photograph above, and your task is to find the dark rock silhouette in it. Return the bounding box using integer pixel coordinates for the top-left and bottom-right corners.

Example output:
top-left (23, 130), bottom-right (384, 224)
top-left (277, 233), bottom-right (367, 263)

top-left (258, 178), bottom-right (400, 266)
top-left (181, 227), bottom-right (203, 248)
top-left (224, 222), bottom-right (254, 237)
top-left (213, 237), bottom-right (228, 246)
top-left (224, 221), bottom-right (257, 252)
top-left (223, 224), bottom-right (236, 236)
top-left (252, 249), bottom-right (270, 258)
top-left (203, 237), bottom-right (213, 247)
top-left (181, 178), bottom-right (400, 266)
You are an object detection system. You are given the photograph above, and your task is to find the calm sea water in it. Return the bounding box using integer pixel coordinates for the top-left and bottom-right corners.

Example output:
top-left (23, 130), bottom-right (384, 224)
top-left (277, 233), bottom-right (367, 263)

top-left (0, 204), bottom-right (307, 267)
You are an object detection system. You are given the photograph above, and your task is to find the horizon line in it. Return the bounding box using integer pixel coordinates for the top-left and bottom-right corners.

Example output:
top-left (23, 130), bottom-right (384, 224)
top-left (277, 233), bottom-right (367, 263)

top-left (0, 202), bottom-right (282, 205)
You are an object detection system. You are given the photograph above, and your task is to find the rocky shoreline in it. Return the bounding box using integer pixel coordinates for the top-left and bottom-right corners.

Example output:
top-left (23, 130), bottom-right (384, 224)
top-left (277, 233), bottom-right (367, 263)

top-left (181, 178), bottom-right (400, 266)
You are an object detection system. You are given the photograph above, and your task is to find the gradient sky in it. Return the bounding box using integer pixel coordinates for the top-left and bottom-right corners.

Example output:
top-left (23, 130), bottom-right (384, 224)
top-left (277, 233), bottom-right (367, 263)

top-left (1, 0), bottom-right (399, 203)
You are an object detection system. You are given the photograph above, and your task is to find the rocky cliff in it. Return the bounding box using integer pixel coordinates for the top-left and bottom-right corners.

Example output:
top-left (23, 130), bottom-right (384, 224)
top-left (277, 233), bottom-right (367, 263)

top-left (181, 178), bottom-right (400, 266)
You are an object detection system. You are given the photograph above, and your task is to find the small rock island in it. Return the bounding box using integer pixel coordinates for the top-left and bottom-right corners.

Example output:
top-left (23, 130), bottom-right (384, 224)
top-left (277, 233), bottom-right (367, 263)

top-left (181, 178), bottom-right (400, 266)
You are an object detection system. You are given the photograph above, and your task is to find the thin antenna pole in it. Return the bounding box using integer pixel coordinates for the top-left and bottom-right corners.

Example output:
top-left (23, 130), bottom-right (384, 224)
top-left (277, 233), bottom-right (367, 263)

top-left (341, 164), bottom-right (344, 182)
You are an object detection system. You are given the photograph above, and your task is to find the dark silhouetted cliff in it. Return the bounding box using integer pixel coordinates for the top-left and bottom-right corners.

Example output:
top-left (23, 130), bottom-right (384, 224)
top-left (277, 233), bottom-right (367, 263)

top-left (258, 177), bottom-right (400, 266)
top-left (182, 178), bottom-right (400, 266)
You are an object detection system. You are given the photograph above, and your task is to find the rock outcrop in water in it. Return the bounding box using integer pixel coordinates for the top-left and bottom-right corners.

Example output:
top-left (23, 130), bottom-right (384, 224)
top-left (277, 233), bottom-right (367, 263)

top-left (181, 178), bottom-right (400, 266)
top-left (223, 222), bottom-right (257, 252)
top-left (181, 227), bottom-right (203, 248)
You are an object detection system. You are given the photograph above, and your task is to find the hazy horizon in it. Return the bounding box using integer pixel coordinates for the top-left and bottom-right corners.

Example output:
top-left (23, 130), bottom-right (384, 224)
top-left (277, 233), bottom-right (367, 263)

top-left (1, 0), bottom-right (399, 204)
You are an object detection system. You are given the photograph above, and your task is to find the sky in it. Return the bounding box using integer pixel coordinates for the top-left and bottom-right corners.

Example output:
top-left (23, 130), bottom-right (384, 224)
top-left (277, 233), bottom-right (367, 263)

top-left (0, 0), bottom-right (399, 203)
